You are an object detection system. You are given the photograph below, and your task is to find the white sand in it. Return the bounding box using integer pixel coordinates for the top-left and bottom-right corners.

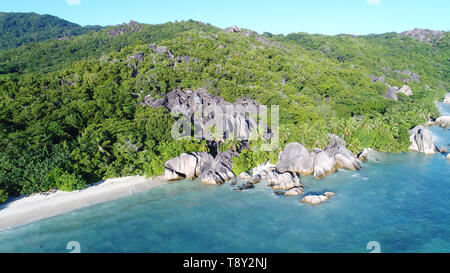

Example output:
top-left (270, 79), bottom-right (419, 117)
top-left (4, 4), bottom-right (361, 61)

top-left (0, 175), bottom-right (167, 230)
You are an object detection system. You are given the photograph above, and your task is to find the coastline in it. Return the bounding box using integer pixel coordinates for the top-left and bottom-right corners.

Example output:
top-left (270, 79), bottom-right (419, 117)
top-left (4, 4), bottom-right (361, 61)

top-left (0, 175), bottom-right (167, 230)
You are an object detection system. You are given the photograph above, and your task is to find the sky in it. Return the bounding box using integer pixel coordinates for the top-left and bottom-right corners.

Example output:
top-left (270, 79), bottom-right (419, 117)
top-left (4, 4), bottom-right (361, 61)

top-left (0, 0), bottom-right (449, 35)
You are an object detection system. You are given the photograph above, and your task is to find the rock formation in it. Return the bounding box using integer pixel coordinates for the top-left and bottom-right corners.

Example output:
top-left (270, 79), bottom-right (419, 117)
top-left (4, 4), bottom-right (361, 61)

top-left (408, 125), bottom-right (436, 154)
top-left (301, 192), bottom-right (336, 205)
top-left (141, 88), bottom-right (263, 141)
top-left (201, 150), bottom-right (239, 185)
top-left (276, 142), bottom-right (315, 175)
top-left (399, 28), bottom-right (444, 45)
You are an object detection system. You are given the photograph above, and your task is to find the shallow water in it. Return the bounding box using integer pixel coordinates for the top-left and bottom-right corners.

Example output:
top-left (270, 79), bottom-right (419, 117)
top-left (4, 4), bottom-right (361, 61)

top-left (0, 106), bottom-right (449, 253)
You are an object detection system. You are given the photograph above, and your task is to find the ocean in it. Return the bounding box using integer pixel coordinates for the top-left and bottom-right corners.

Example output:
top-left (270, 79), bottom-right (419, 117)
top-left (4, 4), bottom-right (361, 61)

top-left (0, 104), bottom-right (449, 253)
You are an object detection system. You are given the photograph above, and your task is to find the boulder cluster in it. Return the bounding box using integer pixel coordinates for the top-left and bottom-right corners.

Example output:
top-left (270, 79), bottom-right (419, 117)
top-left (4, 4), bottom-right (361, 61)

top-left (164, 150), bottom-right (239, 185)
top-left (276, 134), bottom-right (360, 179)
top-left (141, 88), bottom-right (265, 141)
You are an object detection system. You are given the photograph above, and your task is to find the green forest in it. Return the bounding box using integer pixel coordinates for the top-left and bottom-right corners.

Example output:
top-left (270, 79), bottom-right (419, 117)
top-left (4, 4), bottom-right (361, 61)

top-left (0, 13), bottom-right (448, 203)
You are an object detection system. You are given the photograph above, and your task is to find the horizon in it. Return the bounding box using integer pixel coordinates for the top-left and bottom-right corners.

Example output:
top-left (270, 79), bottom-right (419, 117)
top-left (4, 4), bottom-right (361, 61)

top-left (0, 0), bottom-right (449, 36)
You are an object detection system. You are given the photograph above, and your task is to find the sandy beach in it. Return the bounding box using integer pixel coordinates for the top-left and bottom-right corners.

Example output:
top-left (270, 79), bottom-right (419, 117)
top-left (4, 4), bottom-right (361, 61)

top-left (0, 175), bottom-right (167, 230)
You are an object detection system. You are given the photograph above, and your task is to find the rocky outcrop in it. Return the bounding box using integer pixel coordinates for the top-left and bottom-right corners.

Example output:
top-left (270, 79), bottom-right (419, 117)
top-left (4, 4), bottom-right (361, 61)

top-left (141, 88), bottom-right (262, 141)
top-left (385, 84), bottom-right (413, 100)
top-left (275, 134), bottom-right (359, 179)
top-left (399, 28), bottom-right (444, 45)
top-left (201, 150), bottom-right (239, 185)
top-left (397, 85), bottom-right (413, 96)
top-left (276, 142), bottom-right (315, 175)
top-left (164, 153), bottom-right (199, 181)
top-left (224, 25), bottom-right (241, 33)
top-left (313, 151), bottom-right (336, 179)
top-left (301, 192), bottom-right (336, 205)
top-left (409, 125), bottom-right (436, 154)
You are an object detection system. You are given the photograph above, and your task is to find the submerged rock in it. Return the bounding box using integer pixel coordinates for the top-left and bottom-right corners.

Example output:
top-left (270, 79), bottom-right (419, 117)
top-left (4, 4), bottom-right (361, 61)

top-left (437, 146), bottom-right (448, 154)
top-left (233, 182), bottom-right (255, 191)
top-left (408, 125), bottom-right (436, 154)
top-left (357, 148), bottom-right (385, 162)
top-left (301, 192), bottom-right (336, 205)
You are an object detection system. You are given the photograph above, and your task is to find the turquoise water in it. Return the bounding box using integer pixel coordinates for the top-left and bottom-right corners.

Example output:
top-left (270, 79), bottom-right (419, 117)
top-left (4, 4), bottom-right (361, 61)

top-left (0, 107), bottom-right (449, 253)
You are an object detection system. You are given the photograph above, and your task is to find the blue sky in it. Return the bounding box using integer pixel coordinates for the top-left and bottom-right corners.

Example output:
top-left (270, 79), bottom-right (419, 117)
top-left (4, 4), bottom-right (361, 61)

top-left (1, 0), bottom-right (448, 35)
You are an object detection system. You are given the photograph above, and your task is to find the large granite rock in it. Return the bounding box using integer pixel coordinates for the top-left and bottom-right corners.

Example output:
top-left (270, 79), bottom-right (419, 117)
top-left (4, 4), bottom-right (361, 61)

top-left (313, 150), bottom-right (336, 179)
top-left (409, 125), bottom-right (436, 154)
top-left (276, 142), bottom-right (315, 175)
top-left (201, 150), bottom-right (239, 185)
top-left (326, 134), bottom-right (360, 171)
top-left (164, 153), bottom-right (198, 181)
top-left (397, 85), bottom-right (413, 96)
top-left (435, 116), bottom-right (450, 129)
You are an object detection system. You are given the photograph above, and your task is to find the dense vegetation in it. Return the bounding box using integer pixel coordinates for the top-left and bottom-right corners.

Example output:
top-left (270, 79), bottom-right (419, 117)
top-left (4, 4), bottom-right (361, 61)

top-left (0, 12), bottom-right (101, 50)
top-left (0, 13), bottom-right (448, 202)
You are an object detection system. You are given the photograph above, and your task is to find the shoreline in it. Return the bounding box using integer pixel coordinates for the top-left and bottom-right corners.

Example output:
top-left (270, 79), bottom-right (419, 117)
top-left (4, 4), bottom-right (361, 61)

top-left (0, 175), bottom-right (167, 231)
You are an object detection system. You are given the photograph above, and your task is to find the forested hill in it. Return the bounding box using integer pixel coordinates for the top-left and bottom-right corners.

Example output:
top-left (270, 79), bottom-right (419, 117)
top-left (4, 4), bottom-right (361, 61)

top-left (0, 12), bottom-right (102, 50)
top-left (0, 14), bottom-right (448, 203)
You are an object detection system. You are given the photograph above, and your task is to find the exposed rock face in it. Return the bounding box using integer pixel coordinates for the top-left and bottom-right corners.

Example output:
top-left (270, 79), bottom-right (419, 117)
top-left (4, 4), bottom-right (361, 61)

top-left (141, 88), bottom-right (262, 141)
top-left (191, 152), bottom-right (215, 177)
top-left (127, 52), bottom-right (145, 63)
top-left (224, 25), bottom-right (241, 33)
top-left (409, 125), bottom-right (436, 154)
top-left (385, 85), bottom-right (399, 100)
top-left (444, 93), bottom-right (450, 103)
top-left (399, 28), bottom-right (444, 45)
top-left (385, 84), bottom-right (413, 100)
top-left (275, 135), bottom-right (359, 179)
top-left (313, 151), bottom-right (336, 179)
top-left (326, 134), bottom-right (360, 171)
top-left (397, 85), bottom-right (413, 96)
top-left (276, 142), bottom-right (315, 175)
top-left (201, 150), bottom-right (239, 185)
top-left (164, 153), bottom-right (198, 181)
top-left (301, 192), bottom-right (336, 205)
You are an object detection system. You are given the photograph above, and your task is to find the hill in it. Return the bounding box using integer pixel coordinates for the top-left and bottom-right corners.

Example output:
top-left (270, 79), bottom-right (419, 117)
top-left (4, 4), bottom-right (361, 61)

top-left (0, 15), bottom-right (448, 202)
top-left (0, 12), bottom-right (101, 50)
